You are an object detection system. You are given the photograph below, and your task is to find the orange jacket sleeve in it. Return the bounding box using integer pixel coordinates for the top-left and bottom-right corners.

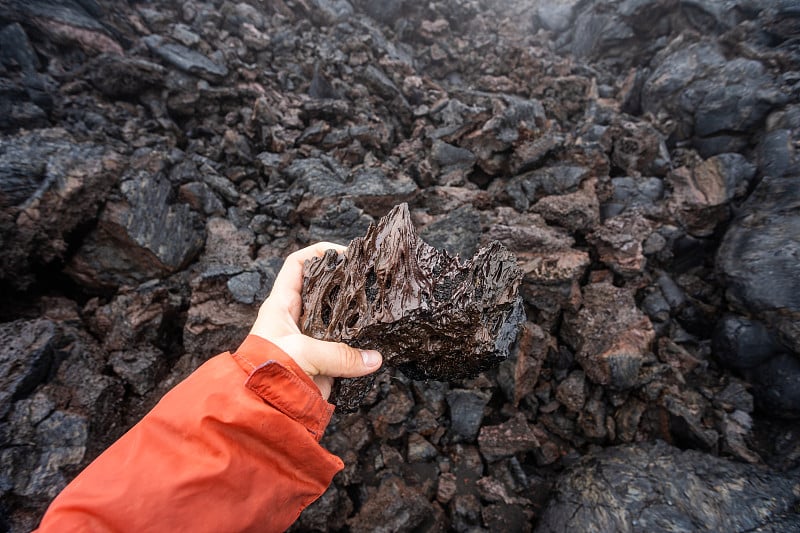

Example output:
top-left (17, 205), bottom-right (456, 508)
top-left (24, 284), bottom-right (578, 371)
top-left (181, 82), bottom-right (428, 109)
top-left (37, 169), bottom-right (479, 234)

top-left (36, 335), bottom-right (344, 533)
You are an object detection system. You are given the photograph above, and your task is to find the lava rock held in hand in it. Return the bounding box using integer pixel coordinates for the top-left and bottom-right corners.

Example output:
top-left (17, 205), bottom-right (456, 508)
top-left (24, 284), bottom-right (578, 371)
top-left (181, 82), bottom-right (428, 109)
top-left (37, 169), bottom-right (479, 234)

top-left (300, 203), bottom-right (524, 410)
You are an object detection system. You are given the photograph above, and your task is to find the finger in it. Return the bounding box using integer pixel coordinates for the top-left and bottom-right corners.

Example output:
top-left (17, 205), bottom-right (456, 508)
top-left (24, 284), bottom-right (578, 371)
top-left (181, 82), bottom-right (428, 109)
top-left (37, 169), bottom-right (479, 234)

top-left (295, 336), bottom-right (382, 379)
top-left (313, 375), bottom-right (334, 400)
top-left (269, 242), bottom-right (346, 318)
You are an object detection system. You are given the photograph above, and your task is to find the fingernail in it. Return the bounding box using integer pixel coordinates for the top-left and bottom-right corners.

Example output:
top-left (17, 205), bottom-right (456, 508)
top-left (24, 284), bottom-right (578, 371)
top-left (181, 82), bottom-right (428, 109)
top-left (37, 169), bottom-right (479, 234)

top-left (360, 350), bottom-right (381, 367)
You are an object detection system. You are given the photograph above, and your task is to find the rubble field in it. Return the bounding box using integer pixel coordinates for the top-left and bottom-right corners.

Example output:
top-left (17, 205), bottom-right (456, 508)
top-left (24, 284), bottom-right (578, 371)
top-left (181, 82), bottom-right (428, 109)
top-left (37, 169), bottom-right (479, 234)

top-left (1, 0), bottom-right (799, 531)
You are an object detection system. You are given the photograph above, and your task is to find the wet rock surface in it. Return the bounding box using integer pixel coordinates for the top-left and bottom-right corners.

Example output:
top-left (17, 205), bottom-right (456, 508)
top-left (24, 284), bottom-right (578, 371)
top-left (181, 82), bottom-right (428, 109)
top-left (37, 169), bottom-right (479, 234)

top-left (1, 0), bottom-right (799, 531)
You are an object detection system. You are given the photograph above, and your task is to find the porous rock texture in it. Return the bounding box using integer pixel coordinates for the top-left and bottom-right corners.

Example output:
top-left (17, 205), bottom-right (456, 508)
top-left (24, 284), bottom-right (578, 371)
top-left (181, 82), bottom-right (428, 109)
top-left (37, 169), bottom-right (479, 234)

top-left (300, 203), bottom-right (524, 410)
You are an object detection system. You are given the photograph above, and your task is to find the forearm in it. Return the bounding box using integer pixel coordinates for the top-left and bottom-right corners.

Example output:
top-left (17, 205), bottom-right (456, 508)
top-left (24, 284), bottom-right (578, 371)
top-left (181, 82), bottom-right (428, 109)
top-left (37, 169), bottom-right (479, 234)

top-left (37, 336), bottom-right (343, 533)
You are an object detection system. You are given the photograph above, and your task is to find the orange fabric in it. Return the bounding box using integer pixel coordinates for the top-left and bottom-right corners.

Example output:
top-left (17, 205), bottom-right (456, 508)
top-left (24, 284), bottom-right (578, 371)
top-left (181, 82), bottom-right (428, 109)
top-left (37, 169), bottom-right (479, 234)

top-left (36, 335), bottom-right (343, 533)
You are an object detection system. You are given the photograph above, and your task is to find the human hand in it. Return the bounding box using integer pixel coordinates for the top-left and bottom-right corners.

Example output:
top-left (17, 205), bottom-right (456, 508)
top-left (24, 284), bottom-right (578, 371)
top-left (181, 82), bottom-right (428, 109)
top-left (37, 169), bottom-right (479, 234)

top-left (248, 242), bottom-right (383, 400)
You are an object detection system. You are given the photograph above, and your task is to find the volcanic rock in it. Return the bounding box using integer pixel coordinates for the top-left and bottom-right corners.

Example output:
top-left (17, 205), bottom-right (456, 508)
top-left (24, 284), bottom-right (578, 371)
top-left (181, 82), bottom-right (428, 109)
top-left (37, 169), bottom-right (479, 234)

top-left (142, 35), bottom-right (228, 82)
top-left (0, 129), bottom-right (122, 288)
top-left (1, 0), bottom-right (799, 530)
top-left (713, 315), bottom-right (784, 372)
top-left (642, 39), bottom-right (787, 155)
top-left (347, 476), bottom-right (435, 533)
top-left (589, 213), bottom-right (653, 277)
top-left (477, 413), bottom-right (539, 462)
top-left (717, 174), bottom-right (800, 353)
top-left (419, 204), bottom-right (482, 258)
top-left (447, 389), bottom-right (491, 443)
top-left (66, 168), bottom-right (205, 290)
top-left (752, 354), bottom-right (800, 419)
top-left (300, 203), bottom-right (524, 410)
top-left (535, 440), bottom-right (800, 533)
top-left (0, 320), bottom-right (59, 418)
top-left (562, 282), bottom-right (656, 389)
top-left (665, 153), bottom-right (756, 237)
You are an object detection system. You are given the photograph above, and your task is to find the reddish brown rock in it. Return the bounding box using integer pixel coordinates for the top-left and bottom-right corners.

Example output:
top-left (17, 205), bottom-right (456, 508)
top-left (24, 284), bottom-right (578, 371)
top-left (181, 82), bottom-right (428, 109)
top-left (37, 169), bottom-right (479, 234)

top-left (665, 156), bottom-right (741, 237)
top-left (300, 203), bottom-right (524, 410)
top-left (562, 282), bottom-right (656, 389)
top-left (589, 213), bottom-right (653, 278)
top-left (519, 249), bottom-right (591, 322)
top-left (347, 476), bottom-right (435, 533)
top-left (477, 413), bottom-right (540, 461)
top-left (532, 177), bottom-right (601, 233)
top-left (512, 323), bottom-right (552, 407)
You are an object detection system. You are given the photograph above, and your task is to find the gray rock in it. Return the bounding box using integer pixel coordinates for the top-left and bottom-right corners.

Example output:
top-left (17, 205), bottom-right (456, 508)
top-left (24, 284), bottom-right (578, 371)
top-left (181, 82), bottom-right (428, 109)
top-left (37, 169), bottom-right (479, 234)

top-left (361, 64), bottom-right (405, 102)
top-left (656, 272), bottom-right (686, 310)
top-left (567, 9), bottom-right (634, 62)
top-left (757, 129), bottom-right (793, 179)
top-left (109, 347), bottom-right (163, 396)
top-left (182, 259), bottom-right (279, 362)
top-left (308, 64), bottom-right (340, 100)
top-left (353, 0), bottom-right (406, 24)
top-left (752, 353), bottom-right (800, 418)
top-left (558, 0), bottom-right (757, 68)
top-left (713, 315), bottom-right (783, 372)
top-left (561, 282), bottom-right (655, 389)
top-left (67, 170), bottom-right (205, 289)
top-left (0, 23), bottom-right (40, 72)
top-left (431, 140), bottom-right (476, 169)
top-left (190, 156), bottom-right (239, 203)
top-left (347, 476), bottom-right (434, 533)
top-left (171, 23), bottom-right (201, 46)
top-left (447, 389), bottom-right (491, 442)
top-left (286, 157), bottom-right (417, 217)
top-left (178, 181), bottom-right (225, 216)
top-left (420, 204), bottom-right (482, 258)
top-left (0, 320), bottom-right (59, 418)
top-left (24, 410), bottom-right (88, 499)
top-left (407, 433), bottom-right (438, 462)
top-left (555, 370), bottom-right (587, 413)
top-left (477, 413), bottom-right (539, 461)
top-left (306, 0), bottom-right (355, 25)
top-left (642, 40), bottom-right (787, 153)
top-left (535, 441), bottom-right (800, 533)
top-left (226, 271), bottom-right (262, 305)
top-left (142, 35), bottom-right (228, 82)
top-left (504, 165), bottom-right (590, 212)
top-left (307, 198), bottom-right (374, 244)
top-left (602, 176), bottom-right (664, 218)
top-left (449, 493), bottom-right (482, 532)
top-left (87, 53), bottom-right (165, 98)
top-left (717, 174), bottom-right (800, 353)
top-left (641, 288), bottom-right (671, 324)
top-left (534, 1), bottom-right (579, 32)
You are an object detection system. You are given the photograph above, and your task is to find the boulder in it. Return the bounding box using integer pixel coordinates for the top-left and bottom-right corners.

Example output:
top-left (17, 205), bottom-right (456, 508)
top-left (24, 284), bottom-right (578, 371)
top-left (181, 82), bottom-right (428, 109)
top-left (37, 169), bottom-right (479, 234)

top-left (0, 129), bottom-right (122, 288)
top-left (642, 39), bottom-right (787, 155)
top-left (535, 441), bottom-right (800, 533)
top-left (717, 174), bottom-right (800, 354)
top-left (66, 170), bottom-right (205, 290)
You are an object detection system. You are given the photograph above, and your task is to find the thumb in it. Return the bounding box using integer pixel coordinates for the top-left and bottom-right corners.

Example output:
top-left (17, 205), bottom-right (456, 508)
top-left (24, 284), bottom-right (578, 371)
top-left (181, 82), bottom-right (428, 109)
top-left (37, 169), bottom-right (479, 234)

top-left (299, 337), bottom-right (382, 378)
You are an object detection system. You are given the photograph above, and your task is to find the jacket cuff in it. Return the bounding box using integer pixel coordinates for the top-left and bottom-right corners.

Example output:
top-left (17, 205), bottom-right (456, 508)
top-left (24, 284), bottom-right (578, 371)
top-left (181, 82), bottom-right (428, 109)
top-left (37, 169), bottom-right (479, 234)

top-left (232, 335), bottom-right (335, 440)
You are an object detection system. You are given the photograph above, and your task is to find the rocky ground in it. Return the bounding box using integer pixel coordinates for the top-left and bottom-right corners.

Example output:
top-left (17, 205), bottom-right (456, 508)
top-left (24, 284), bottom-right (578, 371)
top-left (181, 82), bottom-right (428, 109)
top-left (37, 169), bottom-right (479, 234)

top-left (1, 0), bottom-right (799, 531)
